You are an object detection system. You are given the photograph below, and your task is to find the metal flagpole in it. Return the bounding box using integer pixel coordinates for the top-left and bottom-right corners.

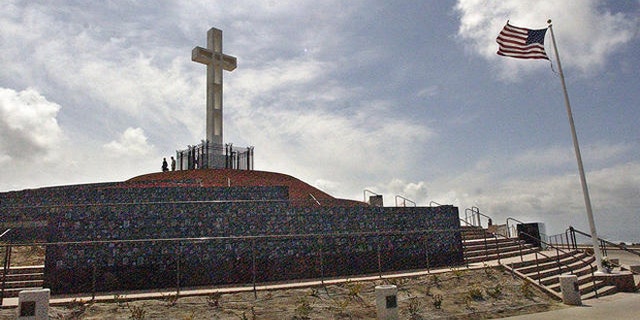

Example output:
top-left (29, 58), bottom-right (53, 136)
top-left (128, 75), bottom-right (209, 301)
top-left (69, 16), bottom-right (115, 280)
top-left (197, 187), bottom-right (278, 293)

top-left (547, 19), bottom-right (603, 272)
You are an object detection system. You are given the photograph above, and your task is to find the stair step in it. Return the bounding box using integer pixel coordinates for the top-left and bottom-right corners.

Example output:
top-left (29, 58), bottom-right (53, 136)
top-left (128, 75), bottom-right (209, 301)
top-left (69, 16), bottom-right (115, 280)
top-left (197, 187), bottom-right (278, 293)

top-left (1, 279), bottom-right (44, 289)
top-left (2, 272), bottom-right (44, 282)
top-left (465, 247), bottom-right (538, 264)
top-left (0, 265), bottom-right (45, 275)
top-left (583, 285), bottom-right (617, 300)
top-left (508, 250), bottom-right (584, 269)
top-left (547, 272), bottom-right (601, 292)
top-left (517, 253), bottom-right (591, 275)
top-left (464, 243), bottom-right (537, 259)
top-left (0, 286), bottom-right (44, 298)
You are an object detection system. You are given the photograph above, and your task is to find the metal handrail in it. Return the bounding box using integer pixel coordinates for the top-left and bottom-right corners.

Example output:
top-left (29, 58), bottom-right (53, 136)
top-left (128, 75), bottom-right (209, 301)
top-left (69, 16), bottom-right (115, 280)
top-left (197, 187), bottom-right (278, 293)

top-left (505, 217), bottom-right (525, 238)
top-left (308, 193), bottom-right (321, 206)
top-left (518, 230), bottom-right (599, 298)
top-left (464, 207), bottom-right (493, 228)
top-left (570, 226), bottom-right (640, 258)
top-left (428, 201), bottom-right (443, 207)
top-left (0, 229), bottom-right (10, 305)
top-left (363, 189), bottom-right (379, 203)
top-left (395, 195), bottom-right (416, 207)
top-left (1, 244), bottom-right (11, 306)
top-left (458, 218), bottom-right (501, 264)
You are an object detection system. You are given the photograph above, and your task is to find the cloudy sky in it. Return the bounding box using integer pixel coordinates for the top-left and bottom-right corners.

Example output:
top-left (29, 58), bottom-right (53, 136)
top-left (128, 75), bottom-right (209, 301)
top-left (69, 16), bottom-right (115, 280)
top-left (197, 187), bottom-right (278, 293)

top-left (1, 1), bottom-right (639, 242)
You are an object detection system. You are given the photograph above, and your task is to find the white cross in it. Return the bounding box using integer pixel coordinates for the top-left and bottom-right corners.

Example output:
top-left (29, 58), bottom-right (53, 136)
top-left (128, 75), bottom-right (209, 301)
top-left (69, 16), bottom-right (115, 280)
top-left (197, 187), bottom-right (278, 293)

top-left (192, 27), bottom-right (237, 148)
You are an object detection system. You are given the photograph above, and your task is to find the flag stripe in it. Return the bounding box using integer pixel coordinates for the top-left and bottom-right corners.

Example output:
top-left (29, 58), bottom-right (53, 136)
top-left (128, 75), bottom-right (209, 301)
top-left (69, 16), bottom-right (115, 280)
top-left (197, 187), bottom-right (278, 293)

top-left (496, 21), bottom-right (548, 60)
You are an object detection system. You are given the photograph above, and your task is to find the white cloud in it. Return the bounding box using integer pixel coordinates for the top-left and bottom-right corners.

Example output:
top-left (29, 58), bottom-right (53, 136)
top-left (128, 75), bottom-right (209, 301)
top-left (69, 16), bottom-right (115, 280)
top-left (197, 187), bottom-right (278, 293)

top-left (0, 87), bottom-right (65, 162)
top-left (425, 145), bottom-right (640, 238)
top-left (455, 0), bottom-right (639, 76)
top-left (103, 127), bottom-right (154, 157)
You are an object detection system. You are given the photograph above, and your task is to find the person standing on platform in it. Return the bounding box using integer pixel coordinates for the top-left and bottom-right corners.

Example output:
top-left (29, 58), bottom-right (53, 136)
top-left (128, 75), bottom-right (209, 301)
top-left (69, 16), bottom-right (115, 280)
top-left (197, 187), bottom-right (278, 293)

top-left (170, 156), bottom-right (176, 171)
top-left (162, 158), bottom-right (169, 172)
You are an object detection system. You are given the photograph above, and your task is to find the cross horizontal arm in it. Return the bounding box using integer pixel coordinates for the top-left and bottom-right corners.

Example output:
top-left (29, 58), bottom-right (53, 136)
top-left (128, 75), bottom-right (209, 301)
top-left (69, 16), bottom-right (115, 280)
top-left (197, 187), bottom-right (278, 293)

top-left (192, 46), bottom-right (237, 71)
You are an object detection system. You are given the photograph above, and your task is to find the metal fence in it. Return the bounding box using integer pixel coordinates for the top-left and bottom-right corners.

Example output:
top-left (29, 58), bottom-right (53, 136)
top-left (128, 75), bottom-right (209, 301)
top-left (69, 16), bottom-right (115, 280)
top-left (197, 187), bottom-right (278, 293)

top-left (176, 141), bottom-right (254, 170)
top-left (2, 228), bottom-right (462, 302)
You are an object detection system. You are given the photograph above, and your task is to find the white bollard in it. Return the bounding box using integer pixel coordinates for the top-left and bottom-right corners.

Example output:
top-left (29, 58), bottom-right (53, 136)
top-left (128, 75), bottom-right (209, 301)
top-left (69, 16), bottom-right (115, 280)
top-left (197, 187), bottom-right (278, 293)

top-left (375, 284), bottom-right (398, 320)
top-left (17, 288), bottom-right (50, 320)
top-left (558, 275), bottom-right (581, 306)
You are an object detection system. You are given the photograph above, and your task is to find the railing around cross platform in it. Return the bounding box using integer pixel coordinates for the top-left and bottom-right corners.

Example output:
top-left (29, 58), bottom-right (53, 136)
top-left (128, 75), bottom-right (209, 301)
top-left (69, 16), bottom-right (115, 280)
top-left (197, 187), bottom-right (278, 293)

top-left (176, 141), bottom-right (253, 170)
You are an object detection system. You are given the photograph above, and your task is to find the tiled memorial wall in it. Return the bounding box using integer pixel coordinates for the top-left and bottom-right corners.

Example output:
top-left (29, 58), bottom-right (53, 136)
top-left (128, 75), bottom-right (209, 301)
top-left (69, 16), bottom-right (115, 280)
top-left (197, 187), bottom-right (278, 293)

top-left (44, 200), bottom-right (462, 293)
top-left (1, 184), bottom-right (462, 294)
top-left (0, 184), bottom-right (288, 241)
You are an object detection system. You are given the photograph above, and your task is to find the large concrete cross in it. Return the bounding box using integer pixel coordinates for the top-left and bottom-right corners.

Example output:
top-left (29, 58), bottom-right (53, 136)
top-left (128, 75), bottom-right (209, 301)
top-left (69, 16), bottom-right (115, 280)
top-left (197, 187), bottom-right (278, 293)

top-left (192, 27), bottom-right (237, 147)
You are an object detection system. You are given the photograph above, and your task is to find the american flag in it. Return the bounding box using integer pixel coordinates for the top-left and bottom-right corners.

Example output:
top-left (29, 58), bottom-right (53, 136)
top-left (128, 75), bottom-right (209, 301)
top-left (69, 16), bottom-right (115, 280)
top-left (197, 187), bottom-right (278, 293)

top-left (496, 21), bottom-right (548, 60)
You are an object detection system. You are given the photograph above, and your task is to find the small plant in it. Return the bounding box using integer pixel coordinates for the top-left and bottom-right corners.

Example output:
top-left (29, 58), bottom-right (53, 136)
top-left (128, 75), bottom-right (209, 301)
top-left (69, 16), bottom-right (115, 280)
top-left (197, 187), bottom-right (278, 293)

top-left (423, 282), bottom-right (432, 296)
top-left (450, 267), bottom-right (464, 280)
top-left (430, 274), bottom-right (441, 288)
top-left (182, 311), bottom-right (196, 320)
top-left (331, 297), bottom-right (350, 317)
top-left (432, 294), bottom-right (443, 309)
top-left (127, 302), bottom-right (147, 320)
top-left (114, 294), bottom-right (126, 308)
top-left (520, 281), bottom-right (534, 299)
top-left (483, 263), bottom-right (497, 279)
top-left (388, 277), bottom-right (410, 289)
top-left (602, 257), bottom-right (614, 273)
top-left (293, 296), bottom-right (313, 319)
top-left (467, 286), bottom-right (484, 301)
top-left (486, 284), bottom-right (502, 299)
top-left (207, 292), bottom-right (222, 308)
top-left (405, 296), bottom-right (424, 320)
top-left (345, 280), bottom-right (364, 302)
top-left (163, 292), bottom-right (178, 306)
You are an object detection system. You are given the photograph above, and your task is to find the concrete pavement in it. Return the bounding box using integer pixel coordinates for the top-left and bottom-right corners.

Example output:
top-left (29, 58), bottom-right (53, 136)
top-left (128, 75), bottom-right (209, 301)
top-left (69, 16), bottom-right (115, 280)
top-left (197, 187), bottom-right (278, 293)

top-left (497, 292), bottom-right (640, 319)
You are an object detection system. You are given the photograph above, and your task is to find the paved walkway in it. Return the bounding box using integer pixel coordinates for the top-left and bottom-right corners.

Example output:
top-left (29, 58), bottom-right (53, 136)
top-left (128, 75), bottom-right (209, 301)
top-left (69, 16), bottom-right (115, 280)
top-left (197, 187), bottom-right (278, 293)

top-left (497, 292), bottom-right (640, 319)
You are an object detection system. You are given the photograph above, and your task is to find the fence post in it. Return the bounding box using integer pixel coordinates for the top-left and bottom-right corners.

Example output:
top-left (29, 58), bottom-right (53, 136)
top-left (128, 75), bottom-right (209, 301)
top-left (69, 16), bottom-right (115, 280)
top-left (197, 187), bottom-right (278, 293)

top-left (424, 235), bottom-right (431, 273)
top-left (377, 243), bottom-right (382, 279)
top-left (176, 243), bottom-right (181, 296)
top-left (1, 245), bottom-right (11, 306)
top-left (91, 245), bottom-right (97, 301)
top-left (252, 239), bottom-right (257, 299)
top-left (535, 252), bottom-right (541, 285)
top-left (319, 235), bottom-right (325, 286)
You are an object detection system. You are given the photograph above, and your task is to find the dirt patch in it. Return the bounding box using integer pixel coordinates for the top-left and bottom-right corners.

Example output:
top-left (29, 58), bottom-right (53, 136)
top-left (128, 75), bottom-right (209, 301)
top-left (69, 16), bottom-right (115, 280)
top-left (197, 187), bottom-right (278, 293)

top-left (1, 267), bottom-right (564, 319)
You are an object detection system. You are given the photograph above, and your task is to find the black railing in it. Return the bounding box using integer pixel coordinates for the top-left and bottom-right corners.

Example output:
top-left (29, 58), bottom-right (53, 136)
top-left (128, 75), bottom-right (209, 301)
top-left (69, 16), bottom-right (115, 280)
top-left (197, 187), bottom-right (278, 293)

top-left (517, 230), bottom-right (599, 298)
top-left (505, 217), bottom-right (526, 238)
top-left (464, 207), bottom-right (493, 228)
top-left (459, 218), bottom-right (502, 265)
top-left (176, 141), bottom-right (254, 170)
top-left (549, 227), bottom-right (640, 261)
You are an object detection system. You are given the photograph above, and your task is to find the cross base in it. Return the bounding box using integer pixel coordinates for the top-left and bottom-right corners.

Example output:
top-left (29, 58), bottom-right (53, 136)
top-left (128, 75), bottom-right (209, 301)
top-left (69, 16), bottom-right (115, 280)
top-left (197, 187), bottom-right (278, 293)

top-left (176, 141), bottom-right (253, 171)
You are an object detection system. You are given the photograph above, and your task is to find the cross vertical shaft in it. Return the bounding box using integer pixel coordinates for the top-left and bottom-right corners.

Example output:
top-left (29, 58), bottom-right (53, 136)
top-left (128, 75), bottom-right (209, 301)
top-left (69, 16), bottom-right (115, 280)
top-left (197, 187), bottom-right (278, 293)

top-left (192, 27), bottom-right (237, 150)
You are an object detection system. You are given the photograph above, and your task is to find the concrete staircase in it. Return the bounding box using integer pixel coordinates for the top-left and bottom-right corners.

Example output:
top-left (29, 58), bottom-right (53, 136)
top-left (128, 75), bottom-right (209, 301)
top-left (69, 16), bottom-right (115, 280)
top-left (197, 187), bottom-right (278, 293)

top-left (0, 265), bottom-right (44, 299)
top-left (507, 250), bottom-right (617, 300)
top-left (461, 225), bottom-right (617, 300)
top-left (461, 226), bottom-right (538, 264)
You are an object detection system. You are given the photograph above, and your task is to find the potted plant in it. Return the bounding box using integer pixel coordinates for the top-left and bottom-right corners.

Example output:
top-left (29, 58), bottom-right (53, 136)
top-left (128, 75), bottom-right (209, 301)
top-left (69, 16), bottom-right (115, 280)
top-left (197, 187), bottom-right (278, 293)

top-left (601, 256), bottom-right (613, 273)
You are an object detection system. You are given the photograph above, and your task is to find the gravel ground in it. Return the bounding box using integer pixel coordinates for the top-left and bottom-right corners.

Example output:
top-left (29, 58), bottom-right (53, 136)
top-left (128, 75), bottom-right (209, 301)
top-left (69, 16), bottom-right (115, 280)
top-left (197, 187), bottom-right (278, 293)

top-left (1, 267), bottom-right (564, 319)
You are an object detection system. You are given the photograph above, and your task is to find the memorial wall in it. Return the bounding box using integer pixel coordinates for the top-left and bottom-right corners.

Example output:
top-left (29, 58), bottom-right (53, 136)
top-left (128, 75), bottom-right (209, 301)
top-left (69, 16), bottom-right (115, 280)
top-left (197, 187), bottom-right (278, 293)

top-left (1, 184), bottom-right (463, 294)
